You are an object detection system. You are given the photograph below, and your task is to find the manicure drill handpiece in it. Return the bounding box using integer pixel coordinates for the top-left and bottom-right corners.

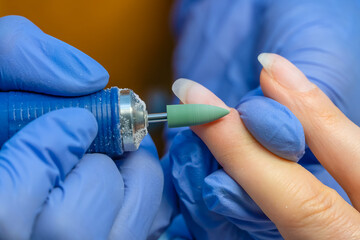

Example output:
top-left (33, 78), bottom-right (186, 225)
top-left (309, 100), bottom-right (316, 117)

top-left (0, 87), bottom-right (229, 157)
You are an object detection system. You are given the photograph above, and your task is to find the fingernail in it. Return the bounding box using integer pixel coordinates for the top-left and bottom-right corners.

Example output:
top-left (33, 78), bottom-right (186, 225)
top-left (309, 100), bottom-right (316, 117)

top-left (258, 53), bottom-right (316, 92)
top-left (172, 78), bottom-right (193, 103)
top-left (172, 78), bottom-right (229, 109)
top-left (258, 53), bottom-right (274, 77)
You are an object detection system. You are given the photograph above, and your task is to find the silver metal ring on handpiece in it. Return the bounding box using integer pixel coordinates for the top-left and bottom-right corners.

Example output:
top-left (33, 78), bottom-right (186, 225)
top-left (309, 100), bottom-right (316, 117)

top-left (119, 89), bottom-right (136, 151)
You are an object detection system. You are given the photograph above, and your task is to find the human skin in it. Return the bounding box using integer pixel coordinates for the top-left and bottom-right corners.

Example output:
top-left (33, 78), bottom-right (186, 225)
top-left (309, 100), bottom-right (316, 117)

top-left (171, 54), bottom-right (360, 239)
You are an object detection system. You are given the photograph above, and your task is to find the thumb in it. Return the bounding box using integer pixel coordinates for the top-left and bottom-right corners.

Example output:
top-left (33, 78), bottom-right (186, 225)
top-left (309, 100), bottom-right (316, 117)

top-left (259, 53), bottom-right (360, 210)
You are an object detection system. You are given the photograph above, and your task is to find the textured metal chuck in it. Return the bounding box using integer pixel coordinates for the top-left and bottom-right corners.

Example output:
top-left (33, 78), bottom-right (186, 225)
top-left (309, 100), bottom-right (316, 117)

top-left (118, 89), bottom-right (148, 152)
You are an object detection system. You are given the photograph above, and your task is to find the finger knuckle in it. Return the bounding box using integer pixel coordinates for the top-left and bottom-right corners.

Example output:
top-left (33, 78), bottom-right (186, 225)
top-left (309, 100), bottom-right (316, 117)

top-left (299, 90), bottom-right (340, 129)
top-left (287, 186), bottom-right (339, 229)
top-left (313, 108), bottom-right (340, 128)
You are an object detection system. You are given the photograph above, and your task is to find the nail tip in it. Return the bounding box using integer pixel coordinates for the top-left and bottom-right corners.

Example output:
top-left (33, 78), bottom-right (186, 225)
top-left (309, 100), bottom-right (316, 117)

top-left (172, 78), bottom-right (196, 103)
top-left (257, 53), bottom-right (274, 72)
top-left (172, 78), bottom-right (187, 100)
top-left (257, 53), bottom-right (264, 61)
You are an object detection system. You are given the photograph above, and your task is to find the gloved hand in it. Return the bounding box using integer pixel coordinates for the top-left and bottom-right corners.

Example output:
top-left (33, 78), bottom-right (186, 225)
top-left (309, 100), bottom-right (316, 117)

top-left (151, 0), bottom-right (360, 239)
top-left (0, 16), bottom-right (163, 240)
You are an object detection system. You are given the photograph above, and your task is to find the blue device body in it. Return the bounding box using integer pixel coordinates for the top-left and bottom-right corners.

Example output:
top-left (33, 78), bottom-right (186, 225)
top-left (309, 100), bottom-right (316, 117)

top-left (0, 88), bottom-right (124, 157)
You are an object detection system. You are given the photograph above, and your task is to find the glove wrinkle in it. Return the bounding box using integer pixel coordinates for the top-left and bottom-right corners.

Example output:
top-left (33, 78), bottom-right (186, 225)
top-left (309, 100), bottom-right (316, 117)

top-left (170, 130), bottom-right (250, 240)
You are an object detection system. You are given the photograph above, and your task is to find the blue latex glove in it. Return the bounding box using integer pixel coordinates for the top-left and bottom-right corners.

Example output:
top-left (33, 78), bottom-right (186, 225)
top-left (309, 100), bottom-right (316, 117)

top-left (151, 0), bottom-right (360, 239)
top-left (0, 16), bottom-right (163, 239)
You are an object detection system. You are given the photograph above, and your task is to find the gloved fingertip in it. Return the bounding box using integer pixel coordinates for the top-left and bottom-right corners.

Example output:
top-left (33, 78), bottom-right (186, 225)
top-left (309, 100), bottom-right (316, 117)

top-left (76, 154), bottom-right (124, 200)
top-left (54, 41), bottom-right (109, 95)
top-left (0, 16), bottom-right (41, 57)
top-left (32, 153), bottom-right (124, 240)
top-left (0, 15), bottom-right (42, 33)
top-left (109, 139), bottom-right (163, 240)
top-left (0, 15), bottom-right (108, 95)
top-left (31, 36), bottom-right (109, 96)
top-left (116, 136), bottom-right (162, 181)
top-left (237, 96), bottom-right (305, 162)
top-left (138, 134), bottom-right (159, 159)
top-left (0, 15), bottom-right (41, 33)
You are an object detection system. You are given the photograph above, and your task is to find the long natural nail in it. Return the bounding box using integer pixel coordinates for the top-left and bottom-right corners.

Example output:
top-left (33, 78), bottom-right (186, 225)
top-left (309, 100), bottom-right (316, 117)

top-left (258, 53), bottom-right (316, 92)
top-left (258, 53), bottom-right (274, 77)
top-left (172, 78), bottom-right (229, 109)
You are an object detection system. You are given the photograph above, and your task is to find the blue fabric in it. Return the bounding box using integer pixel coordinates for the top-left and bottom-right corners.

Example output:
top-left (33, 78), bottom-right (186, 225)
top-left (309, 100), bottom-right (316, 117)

top-left (0, 16), bottom-right (163, 239)
top-left (150, 0), bottom-right (360, 239)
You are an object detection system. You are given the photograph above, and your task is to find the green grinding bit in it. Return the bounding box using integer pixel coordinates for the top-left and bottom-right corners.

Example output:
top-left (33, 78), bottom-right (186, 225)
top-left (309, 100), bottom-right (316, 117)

top-left (166, 104), bottom-right (230, 128)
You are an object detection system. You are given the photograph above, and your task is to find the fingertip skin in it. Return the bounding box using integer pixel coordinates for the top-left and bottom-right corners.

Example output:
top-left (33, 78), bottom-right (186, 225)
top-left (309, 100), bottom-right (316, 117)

top-left (0, 15), bottom-right (108, 96)
top-left (237, 96), bottom-right (305, 162)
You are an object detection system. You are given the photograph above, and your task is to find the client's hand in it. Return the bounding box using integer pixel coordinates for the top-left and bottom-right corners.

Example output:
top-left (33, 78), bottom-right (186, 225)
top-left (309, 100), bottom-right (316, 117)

top-left (171, 54), bottom-right (360, 239)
